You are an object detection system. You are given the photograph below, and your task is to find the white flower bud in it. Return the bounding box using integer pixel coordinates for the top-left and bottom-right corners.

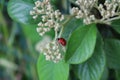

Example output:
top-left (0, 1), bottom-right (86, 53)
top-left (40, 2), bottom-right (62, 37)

top-left (30, 11), bottom-right (35, 15)
top-left (35, 1), bottom-right (41, 7)
top-left (60, 15), bottom-right (64, 21)
top-left (38, 22), bottom-right (43, 26)
top-left (36, 27), bottom-right (42, 32)
top-left (39, 40), bottom-right (63, 63)
top-left (46, 55), bottom-right (51, 60)
top-left (39, 32), bottom-right (45, 36)
top-left (90, 15), bottom-right (95, 20)
top-left (56, 54), bottom-right (61, 60)
top-left (33, 15), bottom-right (38, 19)
top-left (33, 7), bottom-right (37, 10)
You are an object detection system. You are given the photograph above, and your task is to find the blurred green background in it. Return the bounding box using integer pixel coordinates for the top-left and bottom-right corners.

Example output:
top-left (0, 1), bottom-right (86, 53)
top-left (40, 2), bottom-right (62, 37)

top-left (0, 0), bottom-right (43, 80)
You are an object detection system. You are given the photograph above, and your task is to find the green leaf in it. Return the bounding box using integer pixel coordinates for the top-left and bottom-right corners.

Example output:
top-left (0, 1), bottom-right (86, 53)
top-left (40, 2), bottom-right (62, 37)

top-left (100, 67), bottom-right (108, 80)
top-left (8, 0), bottom-right (39, 24)
top-left (65, 23), bottom-right (97, 64)
top-left (111, 19), bottom-right (120, 34)
top-left (104, 39), bottom-right (120, 69)
top-left (62, 18), bottom-right (83, 40)
top-left (73, 34), bottom-right (106, 80)
top-left (116, 70), bottom-right (120, 80)
top-left (37, 54), bottom-right (69, 80)
top-left (21, 24), bottom-right (54, 44)
top-left (21, 25), bottom-right (42, 44)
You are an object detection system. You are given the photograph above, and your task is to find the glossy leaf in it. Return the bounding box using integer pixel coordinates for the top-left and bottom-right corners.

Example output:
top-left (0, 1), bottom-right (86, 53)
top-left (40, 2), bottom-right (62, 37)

top-left (21, 25), bottom-right (42, 44)
top-left (8, 0), bottom-right (39, 24)
top-left (111, 19), bottom-right (120, 34)
top-left (37, 54), bottom-right (69, 80)
top-left (73, 34), bottom-right (106, 80)
top-left (116, 70), bottom-right (120, 80)
top-left (100, 67), bottom-right (108, 80)
top-left (62, 18), bottom-right (83, 40)
top-left (104, 39), bottom-right (120, 69)
top-left (65, 24), bottom-right (97, 64)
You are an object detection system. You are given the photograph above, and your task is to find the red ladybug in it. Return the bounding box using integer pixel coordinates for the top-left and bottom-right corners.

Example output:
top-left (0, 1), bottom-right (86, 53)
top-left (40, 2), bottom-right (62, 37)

top-left (57, 38), bottom-right (66, 46)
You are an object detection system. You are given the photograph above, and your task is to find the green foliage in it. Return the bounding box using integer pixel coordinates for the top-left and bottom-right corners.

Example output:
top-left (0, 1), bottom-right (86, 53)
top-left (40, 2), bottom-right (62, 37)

top-left (62, 18), bottom-right (83, 40)
top-left (8, 0), bottom-right (38, 24)
top-left (65, 24), bottom-right (97, 64)
top-left (116, 70), bottom-right (120, 80)
top-left (37, 54), bottom-right (69, 80)
top-left (6, 0), bottom-right (120, 80)
top-left (111, 19), bottom-right (120, 34)
top-left (73, 34), bottom-right (106, 80)
top-left (7, 0), bottom-right (61, 25)
top-left (104, 39), bottom-right (120, 69)
top-left (21, 25), bottom-right (41, 44)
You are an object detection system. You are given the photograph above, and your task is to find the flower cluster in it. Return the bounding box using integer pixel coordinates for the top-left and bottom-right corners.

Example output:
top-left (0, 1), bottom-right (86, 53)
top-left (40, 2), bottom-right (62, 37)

top-left (71, 0), bottom-right (120, 24)
top-left (98, 0), bottom-right (119, 19)
top-left (41, 40), bottom-right (62, 63)
top-left (35, 36), bottom-right (63, 63)
top-left (31, 0), bottom-right (120, 63)
top-left (30, 0), bottom-right (64, 36)
top-left (71, 0), bottom-right (97, 24)
top-left (35, 36), bottom-right (51, 53)
top-left (30, 0), bottom-right (65, 63)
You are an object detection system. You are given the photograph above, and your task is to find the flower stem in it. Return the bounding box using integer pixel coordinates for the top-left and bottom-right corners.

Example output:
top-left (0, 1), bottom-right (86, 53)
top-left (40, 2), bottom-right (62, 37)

top-left (0, 11), bottom-right (9, 43)
top-left (55, 30), bottom-right (58, 40)
top-left (58, 15), bottom-right (74, 37)
top-left (58, 25), bottom-right (64, 38)
top-left (104, 16), bottom-right (120, 23)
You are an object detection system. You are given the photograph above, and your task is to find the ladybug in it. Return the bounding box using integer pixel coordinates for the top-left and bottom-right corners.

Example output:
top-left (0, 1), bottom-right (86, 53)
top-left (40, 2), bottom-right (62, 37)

top-left (57, 38), bottom-right (66, 46)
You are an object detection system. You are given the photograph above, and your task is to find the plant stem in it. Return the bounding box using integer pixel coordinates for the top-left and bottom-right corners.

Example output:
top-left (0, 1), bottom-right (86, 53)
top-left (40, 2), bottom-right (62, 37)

top-left (58, 25), bottom-right (64, 38)
top-left (55, 30), bottom-right (58, 39)
top-left (104, 16), bottom-right (120, 23)
top-left (59, 15), bottom-right (73, 37)
top-left (117, 5), bottom-right (120, 12)
top-left (0, 11), bottom-right (9, 43)
top-left (62, 15), bottom-right (74, 26)
top-left (0, 0), bottom-right (5, 11)
top-left (8, 23), bottom-right (17, 47)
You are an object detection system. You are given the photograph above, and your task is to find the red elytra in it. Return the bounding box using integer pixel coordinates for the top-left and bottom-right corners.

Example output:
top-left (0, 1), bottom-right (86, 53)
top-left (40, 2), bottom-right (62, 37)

top-left (58, 38), bottom-right (66, 46)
